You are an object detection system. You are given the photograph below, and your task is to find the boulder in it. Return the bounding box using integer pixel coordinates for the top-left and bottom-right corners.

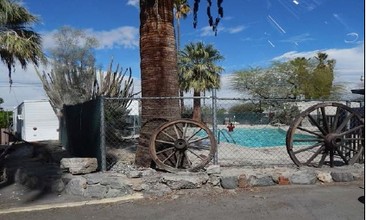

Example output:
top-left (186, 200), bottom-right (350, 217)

top-left (60, 158), bottom-right (98, 174)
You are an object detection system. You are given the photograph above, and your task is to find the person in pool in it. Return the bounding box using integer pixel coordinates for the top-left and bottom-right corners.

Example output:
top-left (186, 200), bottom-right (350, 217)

top-left (227, 122), bottom-right (235, 132)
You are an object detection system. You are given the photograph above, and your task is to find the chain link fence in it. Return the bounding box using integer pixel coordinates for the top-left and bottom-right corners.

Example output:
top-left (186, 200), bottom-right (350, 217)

top-left (102, 96), bottom-right (364, 170)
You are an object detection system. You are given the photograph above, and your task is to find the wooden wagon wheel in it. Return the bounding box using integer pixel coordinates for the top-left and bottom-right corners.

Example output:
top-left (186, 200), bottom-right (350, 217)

top-left (286, 102), bottom-right (364, 167)
top-left (149, 119), bottom-right (216, 173)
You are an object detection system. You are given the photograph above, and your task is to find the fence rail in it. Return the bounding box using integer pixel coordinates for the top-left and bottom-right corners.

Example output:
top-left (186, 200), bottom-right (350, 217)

top-left (100, 96), bottom-right (364, 170)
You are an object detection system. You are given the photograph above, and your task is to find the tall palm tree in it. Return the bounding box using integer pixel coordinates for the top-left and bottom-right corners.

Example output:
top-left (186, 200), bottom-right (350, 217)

top-left (179, 42), bottom-right (224, 121)
top-left (173, 0), bottom-right (190, 113)
top-left (0, 0), bottom-right (45, 84)
top-left (173, 0), bottom-right (190, 52)
top-left (135, 0), bottom-right (224, 168)
top-left (135, 0), bottom-right (181, 167)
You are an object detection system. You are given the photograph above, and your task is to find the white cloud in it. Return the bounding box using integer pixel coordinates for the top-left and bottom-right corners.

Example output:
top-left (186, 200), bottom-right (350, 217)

top-left (199, 24), bottom-right (245, 37)
top-left (126, 0), bottom-right (139, 8)
top-left (41, 26), bottom-right (139, 51)
top-left (227, 25), bottom-right (246, 34)
top-left (280, 33), bottom-right (314, 44)
top-left (200, 26), bottom-right (218, 37)
top-left (87, 26), bottom-right (139, 49)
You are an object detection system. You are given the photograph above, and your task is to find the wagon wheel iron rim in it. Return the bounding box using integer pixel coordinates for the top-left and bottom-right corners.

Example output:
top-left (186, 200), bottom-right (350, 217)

top-left (149, 119), bottom-right (217, 173)
top-left (286, 102), bottom-right (364, 167)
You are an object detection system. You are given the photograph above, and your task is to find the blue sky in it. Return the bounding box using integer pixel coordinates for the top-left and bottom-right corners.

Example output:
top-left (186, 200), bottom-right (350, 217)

top-left (0, 0), bottom-right (364, 110)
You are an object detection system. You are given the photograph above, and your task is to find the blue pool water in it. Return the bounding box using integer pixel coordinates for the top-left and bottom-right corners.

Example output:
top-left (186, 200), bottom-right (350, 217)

top-left (218, 127), bottom-right (313, 148)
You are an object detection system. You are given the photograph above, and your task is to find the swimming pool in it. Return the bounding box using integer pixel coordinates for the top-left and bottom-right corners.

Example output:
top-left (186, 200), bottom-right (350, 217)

top-left (218, 127), bottom-right (314, 148)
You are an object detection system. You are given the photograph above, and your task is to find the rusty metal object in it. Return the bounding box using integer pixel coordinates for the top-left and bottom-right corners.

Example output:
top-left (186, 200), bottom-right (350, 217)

top-left (149, 119), bottom-right (216, 173)
top-left (286, 102), bottom-right (364, 167)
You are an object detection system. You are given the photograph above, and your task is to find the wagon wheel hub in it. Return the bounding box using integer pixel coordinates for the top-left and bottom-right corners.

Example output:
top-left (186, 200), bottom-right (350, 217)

top-left (324, 133), bottom-right (343, 149)
top-left (174, 138), bottom-right (188, 151)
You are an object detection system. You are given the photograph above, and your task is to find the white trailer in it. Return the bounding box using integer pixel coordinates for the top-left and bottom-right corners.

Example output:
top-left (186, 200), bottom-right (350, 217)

top-left (13, 100), bottom-right (59, 142)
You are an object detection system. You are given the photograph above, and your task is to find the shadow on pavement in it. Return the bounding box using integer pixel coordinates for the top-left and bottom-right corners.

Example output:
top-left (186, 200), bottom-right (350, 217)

top-left (0, 141), bottom-right (70, 204)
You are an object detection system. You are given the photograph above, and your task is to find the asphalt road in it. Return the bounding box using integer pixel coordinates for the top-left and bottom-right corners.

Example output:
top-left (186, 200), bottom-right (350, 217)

top-left (1, 182), bottom-right (364, 220)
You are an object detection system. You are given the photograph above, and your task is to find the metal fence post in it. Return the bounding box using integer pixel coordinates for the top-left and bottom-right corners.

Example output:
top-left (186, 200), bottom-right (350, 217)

top-left (100, 96), bottom-right (106, 171)
top-left (212, 89), bottom-right (218, 165)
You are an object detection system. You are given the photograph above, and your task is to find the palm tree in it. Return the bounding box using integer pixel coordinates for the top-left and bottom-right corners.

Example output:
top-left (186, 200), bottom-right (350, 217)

top-left (0, 0), bottom-right (45, 84)
top-left (135, 0), bottom-right (224, 168)
top-left (173, 0), bottom-right (190, 113)
top-left (179, 42), bottom-right (224, 121)
top-left (173, 0), bottom-right (190, 51)
top-left (135, 0), bottom-right (181, 167)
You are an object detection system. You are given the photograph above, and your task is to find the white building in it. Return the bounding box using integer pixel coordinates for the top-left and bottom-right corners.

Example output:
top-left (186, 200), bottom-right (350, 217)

top-left (13, 100), bottom-right (59, 142)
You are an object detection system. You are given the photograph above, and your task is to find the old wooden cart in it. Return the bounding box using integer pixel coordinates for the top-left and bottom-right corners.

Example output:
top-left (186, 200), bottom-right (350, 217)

top-left (148, 97), bottom-right (364, 173)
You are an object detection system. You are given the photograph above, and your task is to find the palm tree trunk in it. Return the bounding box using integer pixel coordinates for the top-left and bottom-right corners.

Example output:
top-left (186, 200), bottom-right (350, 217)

top-left (192, 90), bottom-right (201, 122)
top-left (135, 0), bottom-right (180, 167)
top-left (177, 19), bottom-right (185, 114)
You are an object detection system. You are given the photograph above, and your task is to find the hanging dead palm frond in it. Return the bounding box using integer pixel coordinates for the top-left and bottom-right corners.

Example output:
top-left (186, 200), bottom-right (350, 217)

top-left (193, 0), bottom-right (224, 35)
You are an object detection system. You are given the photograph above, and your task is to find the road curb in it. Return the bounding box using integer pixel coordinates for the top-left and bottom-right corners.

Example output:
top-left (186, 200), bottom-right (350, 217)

top-left (0, 193), bottom-right (144, 215)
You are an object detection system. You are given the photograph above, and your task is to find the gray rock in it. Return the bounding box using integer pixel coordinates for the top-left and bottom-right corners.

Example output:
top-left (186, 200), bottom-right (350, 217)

top-left (290, 171), bottom-right (317, 185)
top-left (106, 188), bottom-right (127, 198)
top-left (161, 173), bottom-right (209, 190)
top-left (331, 172), bottom-right (354, 182)
top-left (208, 175), bottom-right (221, 186)
top-left (84, 173), bottom-right (104, 184)
top-left (102, 176), bottom-right (131, 191)
top-left (141, 168), bottom-right (157, 177)
top-left (64, 176), bottom-right (87, 196)
top-left (50, 179), bottom-right (65, 193)
top-left (127, 170), bottom-right (142, 178)
top-left (84, 184), bottom-right (108, 198)
top-left (206, 165), bottom-right (221, 174)
top-left (248, 175), bottom-right (275, 187)
top-left (220, 176), bottom-right (238, 189)
top-left (60, 158), bottom-right (98, 175)
top-left (143, 183), bottom-right (172, 197)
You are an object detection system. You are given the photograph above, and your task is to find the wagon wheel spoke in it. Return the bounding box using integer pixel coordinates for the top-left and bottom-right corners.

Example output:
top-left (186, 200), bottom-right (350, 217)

top-left (187, 128), bottom-right (204, 142)
top-left (307, 114), bottom-right (327, 136)
top-left (162, 150), bottom-right (177, 164)
top-left (184, 151), bottom-right (192, 168)
top-left (189, 136), bottom-right (209, 144)
top-left (150, 119), bottom-right (216, 173)
top-left (297, 126), bottom-right (324, 138)
top-left (175, 152), bottom-right (182, 168)
top-left (331, 107), bottom-right (341, 132)
top-left (317, 149), bottom-right (328, 167)
top-left (335, 113), bottom-right (355, 133)
top-left (335, 147), bottom-right (349, 165)
top-left (337, 125), bottom-right (364, 136)
top-left (187, 149), bottom-right (207, 161)
top-left (337, 144), bottom-right (360, 152)
top-left (320, 106), bottom-right (330, 133)
top-left (156, 139), bottom-right (175, 145)
top-left (173, 124), bottom-right (182, 139)
top-left (293, 142), bottom-right (323, 154)
top-left (182, 122), bottom-right (189, 138)
top-left (161, 130), bottom-right (176, 142)
top-left (293, 138), bottom-right (323, 142)
top-left (156, 147), bottom-right (175, 155)
top-left (304, 145), bottom-right (325, 166)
